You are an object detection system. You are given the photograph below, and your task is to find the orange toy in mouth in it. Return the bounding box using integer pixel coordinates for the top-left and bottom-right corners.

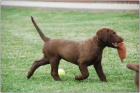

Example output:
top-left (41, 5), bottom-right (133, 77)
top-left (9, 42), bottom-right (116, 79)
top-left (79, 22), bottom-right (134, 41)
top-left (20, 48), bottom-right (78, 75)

top-left (117, 42), bottom-right (126, 62)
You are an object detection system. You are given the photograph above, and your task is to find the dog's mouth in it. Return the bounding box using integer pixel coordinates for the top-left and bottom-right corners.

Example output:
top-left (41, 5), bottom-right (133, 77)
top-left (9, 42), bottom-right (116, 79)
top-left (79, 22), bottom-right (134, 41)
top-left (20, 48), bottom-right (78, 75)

top-left (110, 37), bottom-right (124, 48)
top-left (112, 39), bottom-right (124, 48)
top-left (112, 42), bottom-right (119, 48)
top-left (112, 41), bottom-right (124, 48)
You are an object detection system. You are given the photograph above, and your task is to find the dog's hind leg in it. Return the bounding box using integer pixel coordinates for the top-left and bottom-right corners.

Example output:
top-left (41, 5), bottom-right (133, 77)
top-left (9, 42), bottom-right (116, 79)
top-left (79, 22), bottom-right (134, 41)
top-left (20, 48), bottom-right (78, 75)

top-left (27, 56), bottom-right (49, 79)
top-left (50, 58), bottom-right (62, 81)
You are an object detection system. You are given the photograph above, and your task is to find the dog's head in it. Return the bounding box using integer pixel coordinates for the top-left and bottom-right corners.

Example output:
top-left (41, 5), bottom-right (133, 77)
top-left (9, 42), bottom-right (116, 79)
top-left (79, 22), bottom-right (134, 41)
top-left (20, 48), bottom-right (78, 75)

top-left (96, 28), bottom-right (124, 48)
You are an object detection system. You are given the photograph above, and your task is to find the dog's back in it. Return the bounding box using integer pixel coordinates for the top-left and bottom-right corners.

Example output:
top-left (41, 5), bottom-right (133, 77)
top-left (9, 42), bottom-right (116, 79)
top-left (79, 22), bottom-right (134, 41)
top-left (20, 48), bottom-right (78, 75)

top-left (43, 39), bottom-right (79, 63)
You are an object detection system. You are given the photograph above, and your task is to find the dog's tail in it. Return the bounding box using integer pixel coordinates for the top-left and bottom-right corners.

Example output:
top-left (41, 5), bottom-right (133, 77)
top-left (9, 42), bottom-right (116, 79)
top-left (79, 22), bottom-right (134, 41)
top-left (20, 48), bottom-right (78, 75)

top-left (31, 16), bottom-right (49, 42)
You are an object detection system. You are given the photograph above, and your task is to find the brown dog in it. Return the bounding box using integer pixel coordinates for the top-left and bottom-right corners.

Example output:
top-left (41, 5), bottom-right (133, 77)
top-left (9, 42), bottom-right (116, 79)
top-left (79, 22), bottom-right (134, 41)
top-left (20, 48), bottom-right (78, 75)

top-left (27, 16), bottom-right (124, 82)
top-left (126, 63), bottom-right (139, 91)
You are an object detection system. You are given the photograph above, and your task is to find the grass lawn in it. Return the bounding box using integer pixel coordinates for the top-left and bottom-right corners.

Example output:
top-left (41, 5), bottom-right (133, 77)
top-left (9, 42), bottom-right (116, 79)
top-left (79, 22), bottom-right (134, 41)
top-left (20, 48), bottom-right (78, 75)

top-left (1, 7), bottom-right (139, 92)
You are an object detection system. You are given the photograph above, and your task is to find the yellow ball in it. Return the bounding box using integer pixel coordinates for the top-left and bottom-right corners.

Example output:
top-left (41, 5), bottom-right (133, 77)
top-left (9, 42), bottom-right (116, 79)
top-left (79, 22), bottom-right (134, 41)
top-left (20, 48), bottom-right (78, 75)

top-left (58, 69), bottom-right (65, 76)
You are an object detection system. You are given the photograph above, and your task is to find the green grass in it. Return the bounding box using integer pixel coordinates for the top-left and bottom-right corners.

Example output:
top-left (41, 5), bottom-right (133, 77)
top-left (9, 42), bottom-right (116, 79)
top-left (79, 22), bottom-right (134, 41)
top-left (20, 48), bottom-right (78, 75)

top-left (1, 7), bottom-right (139, 92)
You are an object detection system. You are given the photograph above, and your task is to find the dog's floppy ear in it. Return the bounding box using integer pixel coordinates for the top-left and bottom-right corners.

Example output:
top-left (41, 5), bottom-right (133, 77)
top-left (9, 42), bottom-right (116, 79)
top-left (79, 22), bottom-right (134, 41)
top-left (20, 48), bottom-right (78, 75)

top-left (126, 63), bottom-right (139, 72)
top-left (96, 28), bottom-right (108, 42)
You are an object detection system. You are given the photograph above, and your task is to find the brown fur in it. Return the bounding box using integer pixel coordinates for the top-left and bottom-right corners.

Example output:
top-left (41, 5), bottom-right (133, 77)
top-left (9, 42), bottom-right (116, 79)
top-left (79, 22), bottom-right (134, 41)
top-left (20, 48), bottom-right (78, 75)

top-left (27, 16), bottom-right (124, 81)
top-left (126, 63), bottom-right (139, 91)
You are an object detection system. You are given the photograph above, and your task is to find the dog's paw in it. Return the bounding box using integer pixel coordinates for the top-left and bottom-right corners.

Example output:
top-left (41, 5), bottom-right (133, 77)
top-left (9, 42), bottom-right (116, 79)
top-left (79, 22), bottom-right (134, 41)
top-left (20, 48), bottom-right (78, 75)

top-left (55, 79), bottom-right (64, 81)
top-left (27, 71), bottom-right (32, 79)
top-left (75, 75), bottom-right (82, 80)
top-left (75, 74), bottom-right (89, 80)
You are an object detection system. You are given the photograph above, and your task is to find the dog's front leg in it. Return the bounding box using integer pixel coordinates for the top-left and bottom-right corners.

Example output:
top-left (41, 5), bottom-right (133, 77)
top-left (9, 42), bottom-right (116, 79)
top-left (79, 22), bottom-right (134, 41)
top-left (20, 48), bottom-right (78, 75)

top-left (75, 63), bottom-right (89, 80)
top-left (93, 62), bottom-right (107, 82)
